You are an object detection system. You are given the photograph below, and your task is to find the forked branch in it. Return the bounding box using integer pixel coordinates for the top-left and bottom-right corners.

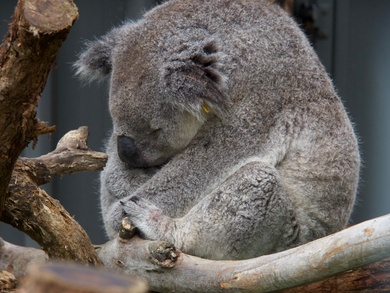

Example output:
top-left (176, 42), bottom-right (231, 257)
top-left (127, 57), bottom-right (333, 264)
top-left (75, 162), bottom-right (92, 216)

top-left (0, 127), bottom-right (106, 265)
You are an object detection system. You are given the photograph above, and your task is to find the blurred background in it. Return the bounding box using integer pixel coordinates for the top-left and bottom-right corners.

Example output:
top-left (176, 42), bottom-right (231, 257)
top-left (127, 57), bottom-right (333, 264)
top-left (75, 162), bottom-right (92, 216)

top-left (1, 0), bottom-right (389, 246)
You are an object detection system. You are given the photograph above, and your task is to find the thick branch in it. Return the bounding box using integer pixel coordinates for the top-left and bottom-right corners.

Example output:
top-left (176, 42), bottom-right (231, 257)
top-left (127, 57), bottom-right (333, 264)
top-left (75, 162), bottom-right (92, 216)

top-left (20, 262), bottom-right (148, 293)
top-left (98, 214), bottom-right (390, 293)
top-left (0, 237), bottom-right (47, 279)
top-left (0, 127), bottom-right (106, 265)
top-left (280, 258), bottom-right (390, 292)
top-left (1, 214), bottom-right (389, 292)
top-left (0, 0), bottom-right (78, 213)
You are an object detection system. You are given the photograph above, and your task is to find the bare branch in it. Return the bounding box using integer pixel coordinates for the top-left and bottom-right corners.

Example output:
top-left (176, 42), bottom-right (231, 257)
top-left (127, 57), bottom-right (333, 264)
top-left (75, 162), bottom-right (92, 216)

top-left (20, 262), bottom-right (148, 293)
top-left (20, 126), bottom-right (108, 186)
top-left (1, 210), bottom-right (389, 292)
top-left (0, 238), bottom-right (47, 279)
top-left (0, 127), bottom-right (106, 265)
top-left (98, 214), bottom-right (390, 293)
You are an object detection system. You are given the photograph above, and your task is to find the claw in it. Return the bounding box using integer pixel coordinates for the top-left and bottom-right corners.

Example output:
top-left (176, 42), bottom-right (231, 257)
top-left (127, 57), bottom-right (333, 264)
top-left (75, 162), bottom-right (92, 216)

top-left (118, 217), bottom-right (136, 241)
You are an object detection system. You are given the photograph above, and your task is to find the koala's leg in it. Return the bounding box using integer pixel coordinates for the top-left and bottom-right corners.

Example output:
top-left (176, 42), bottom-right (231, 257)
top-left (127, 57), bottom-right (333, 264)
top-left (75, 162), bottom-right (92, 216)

top-left (123, 161), bottom-right (300, 260)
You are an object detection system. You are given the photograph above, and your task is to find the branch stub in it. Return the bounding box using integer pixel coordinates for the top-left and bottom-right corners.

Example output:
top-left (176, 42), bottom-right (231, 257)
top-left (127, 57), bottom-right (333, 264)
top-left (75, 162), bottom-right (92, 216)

top-left (148, 241), bottom-right (179, 268)
top-left (23, 0), bottom-right (78, 33)
top-left (119, 217), bottom-right (137, 242)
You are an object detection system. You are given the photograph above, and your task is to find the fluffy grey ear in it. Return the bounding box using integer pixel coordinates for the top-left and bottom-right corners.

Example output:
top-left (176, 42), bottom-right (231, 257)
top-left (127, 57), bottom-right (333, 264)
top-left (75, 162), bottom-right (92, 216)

top-left (74, 31), bottom-right (117, 82)
top-left (162, 40), bottom-right (230, 119)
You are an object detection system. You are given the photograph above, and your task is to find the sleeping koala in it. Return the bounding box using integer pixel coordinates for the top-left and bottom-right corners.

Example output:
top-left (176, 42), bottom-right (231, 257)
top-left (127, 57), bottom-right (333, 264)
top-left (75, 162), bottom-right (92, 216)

top-left (75, 0), bottom-right (360, 260)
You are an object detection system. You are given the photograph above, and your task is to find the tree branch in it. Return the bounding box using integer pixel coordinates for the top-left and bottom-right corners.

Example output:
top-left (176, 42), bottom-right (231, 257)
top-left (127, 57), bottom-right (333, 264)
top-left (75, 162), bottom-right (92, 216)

top-left (20, 262), bottom-right (148, 293)
top-left (0, 0), bottom-right (78, 214)
top-left (0, 237), bottom-right (47, 279)
top-left (0, 127), bottom-right (106, 265)
top-left (19, 126), bottom-right (108, 186)
top-left (280, 257), bottom-right (390, 292)
top-left (98, 214), bottom-right (390, 293)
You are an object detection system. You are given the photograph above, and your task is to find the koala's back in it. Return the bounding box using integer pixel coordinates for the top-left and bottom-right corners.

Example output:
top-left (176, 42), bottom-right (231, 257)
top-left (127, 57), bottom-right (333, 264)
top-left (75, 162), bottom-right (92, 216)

top-left (142, 0), bottom-right (360, 241)
top-left (148, 0), bottom-right (322, 89)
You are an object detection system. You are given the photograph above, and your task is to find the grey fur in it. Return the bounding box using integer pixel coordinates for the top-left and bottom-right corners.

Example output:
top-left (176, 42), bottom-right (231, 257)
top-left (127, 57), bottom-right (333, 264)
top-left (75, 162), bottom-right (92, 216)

top-left (75, 0), bottom-right (360, 260)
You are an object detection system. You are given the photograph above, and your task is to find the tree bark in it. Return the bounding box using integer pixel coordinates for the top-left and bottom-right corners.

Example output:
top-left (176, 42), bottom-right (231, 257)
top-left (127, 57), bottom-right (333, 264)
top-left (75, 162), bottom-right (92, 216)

top-left (0, 127), bottom-right (106, 265)
top-left (98, 214), bottom-right (390, 293)
top-left (0, 270), bottom-right (17, 292)
top-left (0, 0), bottom-right (78, 214)
top-left (0, 237), bottom-right (47, 279)
top-left (20, 262), bottom-right (148, 293)
top-left (280, 258), bottom-right (390, 292)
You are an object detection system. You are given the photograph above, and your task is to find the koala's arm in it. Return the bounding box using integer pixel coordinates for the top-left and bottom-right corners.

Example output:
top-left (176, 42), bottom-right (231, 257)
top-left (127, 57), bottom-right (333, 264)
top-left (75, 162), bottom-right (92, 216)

top-left (122, 160), bottom-right (299, 260)
top-left (101, 134), bottom-right (158, 238)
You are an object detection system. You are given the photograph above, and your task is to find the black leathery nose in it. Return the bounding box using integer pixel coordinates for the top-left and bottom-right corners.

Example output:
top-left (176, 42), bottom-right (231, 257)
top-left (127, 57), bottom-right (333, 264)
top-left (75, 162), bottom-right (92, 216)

top-left (117, 135), bottom-right (138, 165)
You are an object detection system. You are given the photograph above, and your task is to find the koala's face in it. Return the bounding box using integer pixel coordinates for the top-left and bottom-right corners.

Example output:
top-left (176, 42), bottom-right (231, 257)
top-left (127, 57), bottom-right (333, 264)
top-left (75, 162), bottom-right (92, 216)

top-left (109, 29), bottom-right (208, 168)
top-left (109, 59), bottom-right (204, 168)
top-left (75, 19), bottom-right (229, 168)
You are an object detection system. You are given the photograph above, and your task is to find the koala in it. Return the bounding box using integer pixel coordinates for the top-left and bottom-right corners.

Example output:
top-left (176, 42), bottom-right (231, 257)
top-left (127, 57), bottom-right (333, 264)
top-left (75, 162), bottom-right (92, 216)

top-left (75, 0), bottom-right (360, 260)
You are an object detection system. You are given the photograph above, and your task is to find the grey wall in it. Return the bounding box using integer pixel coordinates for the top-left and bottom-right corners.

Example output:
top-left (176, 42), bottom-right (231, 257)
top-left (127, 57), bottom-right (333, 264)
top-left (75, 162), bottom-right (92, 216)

top-left (332, 0), bottom-right (390, 223)
top-left (1, 0), bottom-right (389, 247)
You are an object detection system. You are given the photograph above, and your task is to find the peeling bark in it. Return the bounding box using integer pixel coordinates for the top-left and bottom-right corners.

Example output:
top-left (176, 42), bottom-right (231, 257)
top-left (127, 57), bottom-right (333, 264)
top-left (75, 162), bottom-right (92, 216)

top-left (0, 0), bottom-right (78, 214)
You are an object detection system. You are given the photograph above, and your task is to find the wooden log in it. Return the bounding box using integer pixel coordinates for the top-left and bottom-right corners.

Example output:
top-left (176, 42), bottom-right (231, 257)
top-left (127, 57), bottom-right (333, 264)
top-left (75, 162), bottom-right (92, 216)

top-left (21, 263), bottom-right (148, 293)
top-left (0, 0), bottom-right (78, 213)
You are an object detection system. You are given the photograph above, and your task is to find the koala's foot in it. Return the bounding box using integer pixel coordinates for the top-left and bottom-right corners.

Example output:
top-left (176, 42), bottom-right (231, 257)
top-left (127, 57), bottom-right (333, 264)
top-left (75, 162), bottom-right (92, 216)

top-left (121, 196), bottom-right (172, 240)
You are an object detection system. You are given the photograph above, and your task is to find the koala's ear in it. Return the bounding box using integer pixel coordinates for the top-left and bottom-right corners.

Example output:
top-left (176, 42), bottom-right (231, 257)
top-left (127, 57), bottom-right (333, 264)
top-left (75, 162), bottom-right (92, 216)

top-left (162, 40), bottom-right (230, 119)
top-left (74, 30), bottom-right (118, 82)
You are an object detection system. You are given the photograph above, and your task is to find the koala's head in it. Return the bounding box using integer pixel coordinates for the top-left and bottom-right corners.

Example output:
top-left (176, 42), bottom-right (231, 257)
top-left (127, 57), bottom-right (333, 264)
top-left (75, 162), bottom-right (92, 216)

top-left (75, 13), bottom-right (229, 168)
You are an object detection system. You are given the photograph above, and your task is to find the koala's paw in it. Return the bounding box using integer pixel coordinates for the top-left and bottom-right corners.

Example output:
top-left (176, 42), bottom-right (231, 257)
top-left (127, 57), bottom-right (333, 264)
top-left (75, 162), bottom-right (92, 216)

top-left (121, 197), bottom-right (167, 240)
top-left (105, 202), bottom-right (128, 238)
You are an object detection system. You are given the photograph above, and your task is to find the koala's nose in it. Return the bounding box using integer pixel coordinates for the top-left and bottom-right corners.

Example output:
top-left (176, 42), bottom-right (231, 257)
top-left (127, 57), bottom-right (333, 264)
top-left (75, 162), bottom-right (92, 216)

top-left (117, 135), bottom-right (138, 165)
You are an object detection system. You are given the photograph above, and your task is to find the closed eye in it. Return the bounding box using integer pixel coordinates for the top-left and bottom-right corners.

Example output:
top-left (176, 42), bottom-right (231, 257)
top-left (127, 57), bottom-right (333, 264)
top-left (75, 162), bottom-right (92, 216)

top-left (149, 128), bottom-right (162, 135)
